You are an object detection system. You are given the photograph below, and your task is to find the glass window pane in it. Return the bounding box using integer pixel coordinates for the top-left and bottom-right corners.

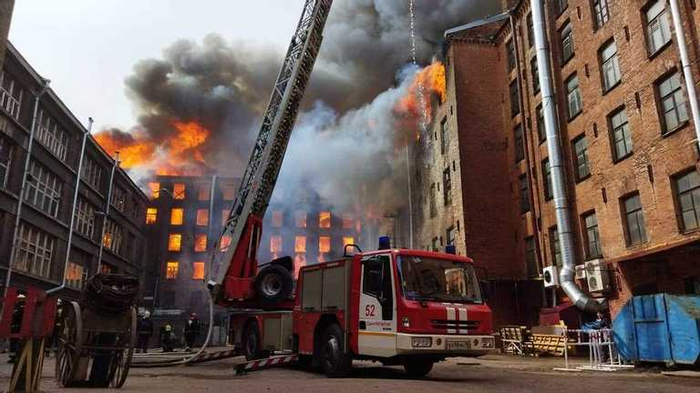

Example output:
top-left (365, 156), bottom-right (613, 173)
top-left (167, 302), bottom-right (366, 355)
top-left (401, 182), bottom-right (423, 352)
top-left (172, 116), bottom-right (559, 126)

top-left (682, 210), bottom-right (698, 230)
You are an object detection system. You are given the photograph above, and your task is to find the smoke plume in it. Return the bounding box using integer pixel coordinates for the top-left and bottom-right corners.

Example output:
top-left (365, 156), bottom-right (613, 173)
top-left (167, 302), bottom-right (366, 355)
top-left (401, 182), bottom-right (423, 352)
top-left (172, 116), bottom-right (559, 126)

top-left (95, 0), bottom-right (502, 213)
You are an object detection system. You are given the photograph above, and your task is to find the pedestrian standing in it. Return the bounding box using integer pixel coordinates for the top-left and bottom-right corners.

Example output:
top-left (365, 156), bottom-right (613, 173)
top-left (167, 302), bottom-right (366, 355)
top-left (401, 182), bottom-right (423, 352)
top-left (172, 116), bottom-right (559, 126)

top-left (184, 313), bottom-right (201, 352)
top-left (137, 311), bottom-right (154, 353)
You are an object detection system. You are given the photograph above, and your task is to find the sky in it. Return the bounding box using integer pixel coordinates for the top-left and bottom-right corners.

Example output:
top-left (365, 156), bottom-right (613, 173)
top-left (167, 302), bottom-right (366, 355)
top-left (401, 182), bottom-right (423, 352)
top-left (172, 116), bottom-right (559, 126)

top-left (9, 0), bottom-right (308, 131)
top-left (8, 0), bottom-right (499, 133)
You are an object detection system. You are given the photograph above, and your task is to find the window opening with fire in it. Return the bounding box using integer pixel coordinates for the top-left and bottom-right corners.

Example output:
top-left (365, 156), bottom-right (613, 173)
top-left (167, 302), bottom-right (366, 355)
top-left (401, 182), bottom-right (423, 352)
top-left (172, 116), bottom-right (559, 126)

top-left (146, 208), bottom-right (157, 225)
top-left (192, 262), bottom-right (205, 280)
top-left (195, 234), bottom-right (207, 252)
top-left (149, 182), bottom-right (160, 199)
top-left (168, 234), bottom-right (182, 252)
top-left (270, 235), bottom-right (283, 257)
top-left (196, 209), bottom-right (209, 226)
top-left (173, 183), bottom-right (185, 200)
top-left (170, 208), bottom-right (184, 225)
top-left (166, 262), bottom-right (179, 279)
top-left (319, 212), bottom-right (331, 228)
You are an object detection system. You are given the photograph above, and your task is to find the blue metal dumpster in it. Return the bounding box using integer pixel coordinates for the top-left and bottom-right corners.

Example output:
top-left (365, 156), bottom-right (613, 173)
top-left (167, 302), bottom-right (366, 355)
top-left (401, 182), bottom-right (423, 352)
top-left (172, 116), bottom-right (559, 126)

top-left (613, 294), bottom-right (700, 365)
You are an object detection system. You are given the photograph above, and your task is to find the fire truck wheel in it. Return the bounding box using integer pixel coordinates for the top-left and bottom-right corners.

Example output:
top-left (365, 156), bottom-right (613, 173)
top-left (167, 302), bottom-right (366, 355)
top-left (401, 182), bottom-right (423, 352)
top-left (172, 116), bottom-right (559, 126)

top-left (320, 324), bottom-right (352, 378)
top-left (403, 358), bottom-right (434, 378)
top-left (243, 321), bottom-right (267, 360)
top-left (255, 265), bottom-right (293, 306)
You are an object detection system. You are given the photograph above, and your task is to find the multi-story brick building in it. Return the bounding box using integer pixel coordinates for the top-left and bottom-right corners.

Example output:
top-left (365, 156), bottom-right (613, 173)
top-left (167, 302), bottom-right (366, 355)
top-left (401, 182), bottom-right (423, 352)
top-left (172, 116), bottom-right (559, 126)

top-left (259, 188), bottom-right (374, 278)
top-left (414, 0), bottom-right (700, 325)
top-left (145, 175), bottom-right (375, 344)
top-left (144, 175), bottom-right (239, 316)
top-left (0, 42), bottom-right (148, 298)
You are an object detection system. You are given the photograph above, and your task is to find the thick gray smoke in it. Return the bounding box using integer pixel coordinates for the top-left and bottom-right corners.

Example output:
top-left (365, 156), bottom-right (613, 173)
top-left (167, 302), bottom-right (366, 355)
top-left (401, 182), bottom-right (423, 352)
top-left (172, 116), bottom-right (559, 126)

top-left (98, 0), bottom-right (501, 208)
top-left (274, 65), bottom-right (419, 212)
top-left (317, 0), bottom-right (502, 106)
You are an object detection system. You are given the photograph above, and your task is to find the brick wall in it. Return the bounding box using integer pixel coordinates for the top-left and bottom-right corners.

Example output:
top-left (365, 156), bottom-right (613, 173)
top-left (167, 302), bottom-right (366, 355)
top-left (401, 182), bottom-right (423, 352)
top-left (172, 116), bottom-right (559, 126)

top-left (417, 0), bottom-right (700, 324)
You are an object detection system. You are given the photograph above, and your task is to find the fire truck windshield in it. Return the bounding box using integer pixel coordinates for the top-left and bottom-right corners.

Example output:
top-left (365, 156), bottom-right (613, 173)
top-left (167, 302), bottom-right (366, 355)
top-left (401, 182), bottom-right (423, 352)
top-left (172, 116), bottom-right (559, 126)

top-left (397, 256), bottom-right (482, 304)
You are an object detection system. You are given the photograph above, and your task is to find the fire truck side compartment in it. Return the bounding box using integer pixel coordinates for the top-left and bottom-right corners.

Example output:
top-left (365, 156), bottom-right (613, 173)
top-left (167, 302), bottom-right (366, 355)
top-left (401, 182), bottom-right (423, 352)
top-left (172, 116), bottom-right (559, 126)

top-left (263, 313), bottom-right (294, 352)
top-left (301, 261), bottom-right (349, 312)
top-left (302, 269), bottom-right (323, 311)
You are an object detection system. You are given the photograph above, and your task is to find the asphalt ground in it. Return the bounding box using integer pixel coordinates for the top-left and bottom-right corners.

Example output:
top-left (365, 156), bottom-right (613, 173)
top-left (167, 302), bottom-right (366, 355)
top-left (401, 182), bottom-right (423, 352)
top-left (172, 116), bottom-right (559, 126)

top-left (1, 351), bottom-right (699, 392)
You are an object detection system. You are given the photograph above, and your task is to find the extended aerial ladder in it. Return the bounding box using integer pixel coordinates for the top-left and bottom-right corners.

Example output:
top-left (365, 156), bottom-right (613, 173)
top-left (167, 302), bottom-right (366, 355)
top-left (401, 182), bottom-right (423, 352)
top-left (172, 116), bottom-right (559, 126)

top-left (207, 0), bottom-right (333, 306)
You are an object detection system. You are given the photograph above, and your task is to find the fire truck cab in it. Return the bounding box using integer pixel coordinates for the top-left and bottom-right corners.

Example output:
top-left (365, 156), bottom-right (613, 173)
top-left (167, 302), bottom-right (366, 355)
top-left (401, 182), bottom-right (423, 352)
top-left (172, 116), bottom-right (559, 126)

top-left (229, 248), bottom-right (494, 377)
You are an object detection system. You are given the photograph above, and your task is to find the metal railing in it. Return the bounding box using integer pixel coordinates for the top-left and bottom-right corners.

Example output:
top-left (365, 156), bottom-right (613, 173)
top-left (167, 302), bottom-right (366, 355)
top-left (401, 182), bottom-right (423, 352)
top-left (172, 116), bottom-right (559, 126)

top-left (555, 328), bottom-right (633, 372)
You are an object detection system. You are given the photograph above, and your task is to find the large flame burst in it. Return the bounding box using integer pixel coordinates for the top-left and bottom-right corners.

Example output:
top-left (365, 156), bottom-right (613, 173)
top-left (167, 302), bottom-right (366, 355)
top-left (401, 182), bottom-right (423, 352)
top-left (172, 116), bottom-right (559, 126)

top-left (395, 61), bottom-right (447, 125)
top-left (94, 120), bottom-right (211, 176)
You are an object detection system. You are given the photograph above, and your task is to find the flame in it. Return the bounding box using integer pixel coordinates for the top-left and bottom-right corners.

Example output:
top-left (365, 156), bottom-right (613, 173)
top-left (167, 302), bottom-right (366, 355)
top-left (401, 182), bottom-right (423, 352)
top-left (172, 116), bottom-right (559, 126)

top-left (94, 120), bottom-right (212, 176)
top-left (295, 236), bottom-right (307, 253)
top-left (270, 235), bottom-right (282, 259)
top-left (294, 254), bottom-right (307, 279)
top-left (395, 61), bottom-right (447, 135)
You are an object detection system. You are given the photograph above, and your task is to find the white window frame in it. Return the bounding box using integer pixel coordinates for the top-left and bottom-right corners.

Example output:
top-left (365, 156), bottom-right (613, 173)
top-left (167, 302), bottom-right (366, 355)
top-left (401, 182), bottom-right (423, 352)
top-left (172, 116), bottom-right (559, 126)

top-left (14, 222), bottom-right (54, 279)
top-left (0, 71), bottom-right (23, 120)
top-left (36, 108), bottom-right (69, 161)
top-left (81, 156), bottom-right (102, 190)
top-left (573, 136), bottom-right (590, 181)
top-left (111, 185), bottom-right (126, 212)
top-left (560, 22), bottom-right (574, 63)
top-left (600, 40), bottom-right (621, 91)
top-left (75, 198), bottom-right (96, 239)
top-left (592, 0), bottom-right (610, 29)
top-left (566, 74), bottom-right (583, 119)
top-left (103, 219), bottom-right (124, 256)
top-left (25, 160), bottom-right (62, 217)
top-left (610, 108), bottom-right (633, 161)
top-left (658, 72), bottom-right (690, 134)
top-left (646, 0), bottom-right (672, 54)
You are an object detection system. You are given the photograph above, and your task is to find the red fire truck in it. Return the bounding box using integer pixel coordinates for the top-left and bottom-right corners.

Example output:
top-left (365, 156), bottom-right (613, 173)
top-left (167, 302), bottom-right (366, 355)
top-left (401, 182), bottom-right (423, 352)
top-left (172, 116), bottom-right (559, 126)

top-left (206, 0), bottom-right (494, 377)
top-left (228, 247), bottom-right (494, 377)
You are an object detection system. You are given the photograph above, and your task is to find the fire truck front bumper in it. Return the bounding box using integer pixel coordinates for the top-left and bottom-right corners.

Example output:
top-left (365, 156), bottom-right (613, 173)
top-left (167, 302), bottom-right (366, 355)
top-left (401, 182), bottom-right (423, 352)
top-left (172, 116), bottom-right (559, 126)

top-left (396, 333), bottom-right (495, 357)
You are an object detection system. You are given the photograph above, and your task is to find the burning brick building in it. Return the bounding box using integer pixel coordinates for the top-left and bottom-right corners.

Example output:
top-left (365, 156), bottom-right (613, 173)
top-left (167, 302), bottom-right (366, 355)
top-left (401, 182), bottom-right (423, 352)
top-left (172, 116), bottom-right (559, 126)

top-left (0, 43), bottom-right (148, 297)
top-left (259, 187), bottom-right (378, 278)
top-left (413, 0), bottom-right (700, 326)
top-left (144, 175), bottom-right (239, 318)
top-left (144, 174), bottom-right (377, 342)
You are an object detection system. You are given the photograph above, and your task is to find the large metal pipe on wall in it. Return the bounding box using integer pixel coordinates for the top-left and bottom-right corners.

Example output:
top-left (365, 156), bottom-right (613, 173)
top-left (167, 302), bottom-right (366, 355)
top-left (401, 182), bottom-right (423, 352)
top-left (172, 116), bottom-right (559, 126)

top-left (531, 0), bottom-right (604, 312)
top-left (669, 0), bottom-right (700, 151)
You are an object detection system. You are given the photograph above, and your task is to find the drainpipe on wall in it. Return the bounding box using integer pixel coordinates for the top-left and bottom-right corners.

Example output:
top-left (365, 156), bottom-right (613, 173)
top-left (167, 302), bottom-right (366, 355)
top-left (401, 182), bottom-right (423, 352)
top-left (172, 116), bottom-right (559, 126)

top-left (47, 118), bottom-right (92, 295)
top-left (509, 12), bottom-right (544, 280)
top-left (531, 0), bottom-right (605, 312)
top-left (669, 0), bottom-right (700, 151)
top-left (96, 156), bottom-right (119, 274)
top-left (3, 79), bottom-right (50, 300)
